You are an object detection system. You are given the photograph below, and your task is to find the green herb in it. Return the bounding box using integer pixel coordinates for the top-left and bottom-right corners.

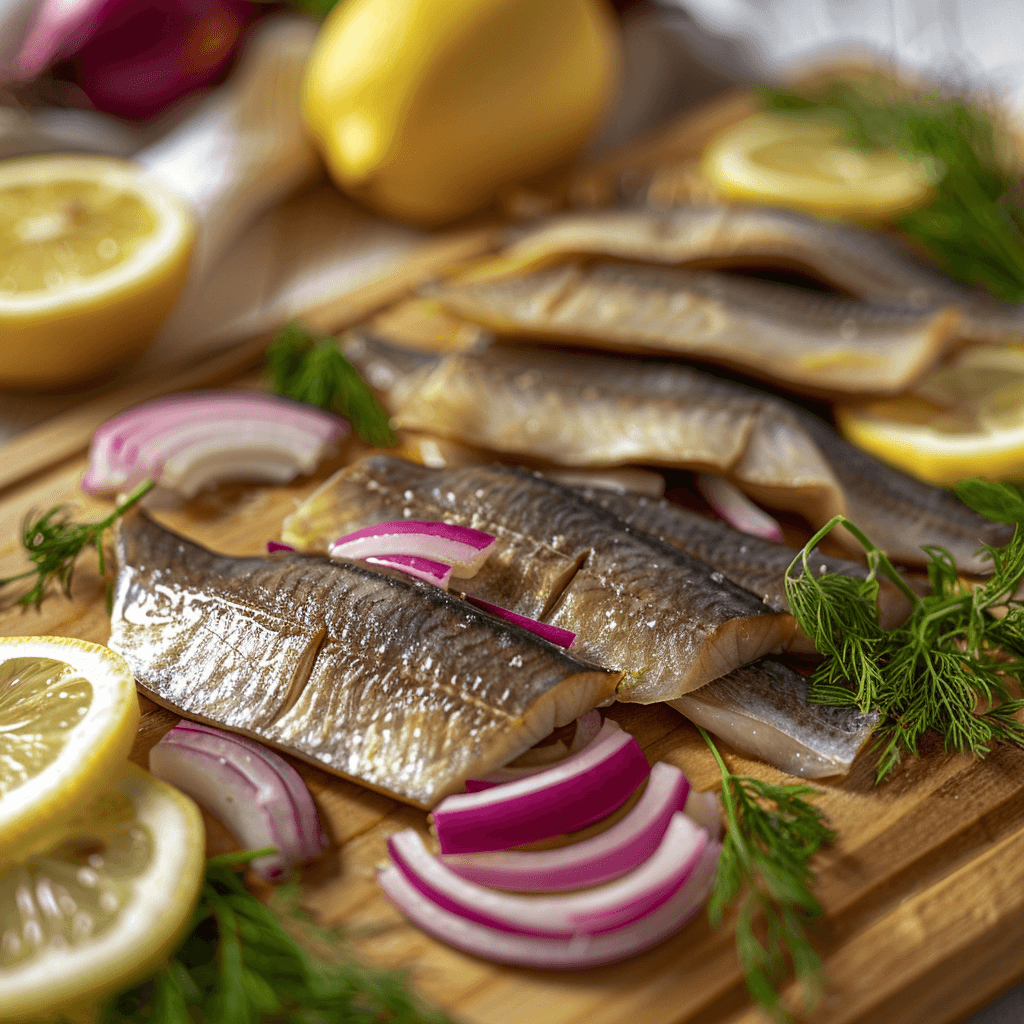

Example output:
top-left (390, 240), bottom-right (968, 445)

top-left (784, 479), bottom-right (1024, 781)
top-left (97, 848), bottom-right (453, 1024)
top-left (761, 80), bottom-right (1024, 303)
top-left (700, 728), bottom-right (833, 1023)
top-left (266, 323), bottom-right (397, 448)
top-left (0, 480), bottom-right (155, 610)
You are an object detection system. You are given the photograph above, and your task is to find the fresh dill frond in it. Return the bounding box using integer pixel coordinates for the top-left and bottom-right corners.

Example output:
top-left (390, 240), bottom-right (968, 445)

top-left (266, 322), bottom-right (398, 448)
top-left (761, 80), bottom-right (1024, 303)
top-left (98, 848), bottom-right (453, 1024)
top-left (0, 480), bottom-right (154, 609)
top-left (700, 728), bottom-right (833, 1023)
top-left (784, 481), bottom-right (1024, 782)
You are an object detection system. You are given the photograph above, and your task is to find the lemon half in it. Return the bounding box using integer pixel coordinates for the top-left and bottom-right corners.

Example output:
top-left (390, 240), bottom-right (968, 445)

top-left (0, 637), bottom-right (140, 868)
top-left (0, 155), bottom-right (195, 389)
top-left (837, 345), bottom-right (1024, 485)
top-left (0, 764), bottom-right (204, 1022)
top-left (702, 111), bottom-right (938, 221)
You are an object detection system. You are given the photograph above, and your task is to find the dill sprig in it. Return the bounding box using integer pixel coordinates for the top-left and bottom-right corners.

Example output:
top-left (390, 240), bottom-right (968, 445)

top-left (761, 80), bottom-right (1024, 303)
top-left (266, 323), bottom-right (398, 448)
top-left (0, 480), bottom-right (154, 609)
top-left (98, 848), bottom-right (453, 1024)
top-left (700, 728), bottom-right (834, 1023)
top-left (784, 479), bottom-right (1024, 782)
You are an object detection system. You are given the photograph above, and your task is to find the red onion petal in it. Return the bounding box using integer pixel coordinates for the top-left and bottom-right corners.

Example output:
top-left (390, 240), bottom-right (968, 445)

top-left (149, 721), bottom-right (327, 880)
top-left (388, 812), bottom-right (706, 935)
top-left (82, 392), bottom-right (346, 495)
top-left (267, 541), bottom-right (296, 553)
top-left (695, 473), bottom-right (784, 542)
top-left (467, 708), bottom-right (605, 788)
top-left (441, 761), bottom-right (690, 891)
top-left (377, 838), bottom-right (721, 969)
top-left (364, 554), bottom-right (453, 589)
top-left (432, 721), bottom-right (649, 854)
top-left (329, 520), bottom-right (495, 577)
top-left (464, 596), bottom-right (576, 648)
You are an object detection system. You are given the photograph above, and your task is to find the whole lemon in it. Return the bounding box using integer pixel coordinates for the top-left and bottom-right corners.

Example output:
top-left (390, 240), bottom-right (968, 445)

top-left (302, 0), bottom-right (621, 227)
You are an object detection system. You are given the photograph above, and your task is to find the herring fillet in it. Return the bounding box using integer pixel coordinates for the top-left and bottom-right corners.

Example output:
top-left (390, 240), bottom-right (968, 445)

top-left (670, 659), bottom-right (878, 778)
top-left (283, 457), bottom-right (802, 702)
top-left (342, 336), bottom-right (1008, 572)
top-left (427, 260), bottom-right (957, 396)
top-left (498, 205), bottom-right (1024, 344)
top-left (109, 512), bottom-right (620, 808)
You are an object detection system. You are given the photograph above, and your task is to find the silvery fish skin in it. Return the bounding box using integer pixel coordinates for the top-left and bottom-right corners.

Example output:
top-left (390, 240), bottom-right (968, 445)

top-left (283, 457), bottom-right (804, 702)
top-left (284, 458), bottom-right (875, 776)
top-left (342, 336), bottom-right (1009, 572)
top-left (426, 260), bottom-right (958, 397)
top-left (500, 204), bottom-right (1022, 344)
top-left (669, 659), bottom-right (879, 778)
top-left (108, 513), bottom-right (620, 808)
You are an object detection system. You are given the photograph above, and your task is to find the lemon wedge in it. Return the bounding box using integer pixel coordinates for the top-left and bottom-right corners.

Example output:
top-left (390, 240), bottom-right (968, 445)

top-left (702, 111), bottom-right (938, 221)
top-left (0, 637), bottom-right (140, 868)
top-left (0, 154), bottom-right (195, 389)
top-left (0, 764), bottom-right (204, 1022)
top-left (837, 345), bottom-right (1024, 485)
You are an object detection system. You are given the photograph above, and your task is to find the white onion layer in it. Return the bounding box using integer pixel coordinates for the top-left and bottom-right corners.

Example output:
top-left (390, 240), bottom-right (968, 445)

top-left (695, 473), bottom-right (783, 542)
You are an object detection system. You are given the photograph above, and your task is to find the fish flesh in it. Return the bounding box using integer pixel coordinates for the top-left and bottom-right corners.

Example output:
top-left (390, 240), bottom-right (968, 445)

top-left (342, 334), bottom-right (1010, 572)
top-left (569, 487), bottom-right (911, 628)
top-left (669, 659), bottom-right (878, 778)
top-left (282, 457), bottom-right (805, 701)
top-left (425, 260), bottom-right (958, 396)
top-left (283, 457), bottom-right (876, 775)
top-left (494, 205), bottom-right (1024, 344)
top-left (108, 512), bottom-right (620, 808)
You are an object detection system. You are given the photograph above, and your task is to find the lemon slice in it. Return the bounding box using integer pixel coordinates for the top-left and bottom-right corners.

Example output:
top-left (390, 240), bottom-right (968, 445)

top-left (837, 344), bottom-right (1024, 485)
top-left (702, 111), bottom-right (938, 221)
top-left (0, 764), bottom-right (204, 1022)
top-left (0, 637), bottom-right (140, 867)
top-left (0, 154), bottom-right (195, 389)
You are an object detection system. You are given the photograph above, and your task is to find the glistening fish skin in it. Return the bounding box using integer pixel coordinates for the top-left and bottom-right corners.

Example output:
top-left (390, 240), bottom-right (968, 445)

top-left (283, 457), bottom-right (803, 702)
top-left (108, 513), bottom-right (620, 808)
top-left (343, 336), bottom-right (1008, 572)
top-left (427, 260), bottom-right (957, 397)
top-left (500, 204), bottom-right (1022, 344)
top-left (670, 659), bottom-right (879, 779)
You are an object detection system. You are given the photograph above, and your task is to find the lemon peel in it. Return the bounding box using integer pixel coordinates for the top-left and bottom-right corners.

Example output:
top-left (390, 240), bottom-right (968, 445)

top-left (0, 636), bottom-right (140, 868)
top-left (0, 154), bottom-right (195, 388)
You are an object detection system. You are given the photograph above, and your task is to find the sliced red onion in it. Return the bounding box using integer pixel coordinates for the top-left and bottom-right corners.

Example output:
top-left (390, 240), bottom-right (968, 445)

top-left (389, 812), bottom-right (706, 936)
top-left (468, 709), bottom-right (602, 787)
top-left (365, 554), bottom-right (453, 589)
top-left (432, 721), bottom-right (649, 854)
top-left (695, 473), bottom-right (783, 542)
top-left (82, 392), bottom-right (347, 497)
top-left (377, 837), bottom-right (721, 969)
top-left (329, 520), bottom-right (495, 578)
top-left (464, 596), bottom-right (575, 648)
top-left (267, 541), bottom-right (295, 553)
top-left (442, 761), bottom-right (690, 891)
top-left (149, 721), bottom-right (327, 881)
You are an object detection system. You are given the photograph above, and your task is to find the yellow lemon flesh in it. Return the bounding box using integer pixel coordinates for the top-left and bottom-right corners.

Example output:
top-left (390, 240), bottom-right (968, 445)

top-left (0, 764), bottom-right (204, 1023)
top-left (0, 155), bottom-right (195, 389)
top-left (837, 345), bottom-right (1024, 485)
top-left (302, 0), bottom-right (620, 227)
top-left (0, 637), bottom-right (140, 868)
top-left (702, 111), bottom-right (938, 221)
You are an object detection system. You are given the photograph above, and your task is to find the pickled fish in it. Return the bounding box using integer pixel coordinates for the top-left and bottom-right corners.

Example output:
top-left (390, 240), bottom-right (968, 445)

top-left (670, 659), bottom-right (878, 778)
top-left (342, 335), bottom-right (1008, 571)
top-left (282, 457), bottom-right (805, 702)
top-left (426, 260), bottom-right (958, 396)
top-left (108, 512), bottom-right (620, 808)
top-left (493, 204), bottom-right (1024, 344)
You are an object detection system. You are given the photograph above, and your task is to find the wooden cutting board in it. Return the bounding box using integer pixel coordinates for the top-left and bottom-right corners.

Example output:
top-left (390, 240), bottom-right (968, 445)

top-left (3, 87), bottom-right (1024, 1024)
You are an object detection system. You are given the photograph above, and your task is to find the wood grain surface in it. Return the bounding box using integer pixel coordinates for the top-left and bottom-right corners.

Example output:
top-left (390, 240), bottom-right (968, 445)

top-left (2, 88), bottom-right (1022, 1024)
